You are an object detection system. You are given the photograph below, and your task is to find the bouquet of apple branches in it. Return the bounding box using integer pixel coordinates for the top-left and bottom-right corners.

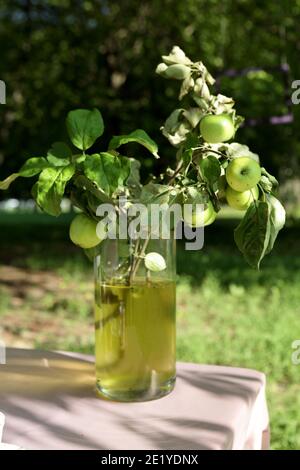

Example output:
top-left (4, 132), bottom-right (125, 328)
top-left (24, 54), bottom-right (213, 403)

top-left (0, 46), bottom-right (285, 269)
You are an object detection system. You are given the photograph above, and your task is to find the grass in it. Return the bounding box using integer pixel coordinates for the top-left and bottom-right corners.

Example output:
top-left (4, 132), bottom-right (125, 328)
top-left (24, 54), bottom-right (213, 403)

top-left (0, 211), bottom-right (300, 449)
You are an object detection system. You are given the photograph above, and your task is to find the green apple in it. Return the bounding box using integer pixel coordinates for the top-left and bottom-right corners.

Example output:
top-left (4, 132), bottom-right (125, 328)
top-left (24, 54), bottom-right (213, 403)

top-left (183, 200), bottom-right (217, 227)
top-left (69, 213), bottom-right (103, 249)
top-left (144, 252), bottom-right (167, 272)
top-left (226, 157), bottom-right (261, 192)
top-left (226, 185), bottom-right (259, 211)
top-left (200, 114), bottom-right (235, 144)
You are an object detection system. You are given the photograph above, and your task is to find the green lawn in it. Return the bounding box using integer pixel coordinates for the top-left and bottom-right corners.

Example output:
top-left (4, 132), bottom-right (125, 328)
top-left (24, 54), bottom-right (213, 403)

top-left (0, 211), bottom-right (299, 449)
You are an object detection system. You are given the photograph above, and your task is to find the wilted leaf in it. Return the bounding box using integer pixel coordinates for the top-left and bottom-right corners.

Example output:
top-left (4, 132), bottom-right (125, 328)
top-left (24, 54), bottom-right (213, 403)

top-left (265, 194), bottom-right (286, 254)
top-left (226, 143), bottom-right (260, 163)
top-left (183, 108), bottom-right (203, 128)
top-left (161, 46), bottom-right (192, 66)
top-left (260, 167), bottom-right (278, 192)
top-left (179, 76), bottom-right (194, 100)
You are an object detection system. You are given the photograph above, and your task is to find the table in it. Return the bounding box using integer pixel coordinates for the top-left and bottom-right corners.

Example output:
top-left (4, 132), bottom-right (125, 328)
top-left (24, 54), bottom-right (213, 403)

top-left (0, 348), bottom-right (269, 450)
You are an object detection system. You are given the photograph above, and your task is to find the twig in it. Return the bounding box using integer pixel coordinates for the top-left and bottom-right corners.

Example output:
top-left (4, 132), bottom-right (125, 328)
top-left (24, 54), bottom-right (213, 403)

top-left (129, 233), bottom-right (151, 282)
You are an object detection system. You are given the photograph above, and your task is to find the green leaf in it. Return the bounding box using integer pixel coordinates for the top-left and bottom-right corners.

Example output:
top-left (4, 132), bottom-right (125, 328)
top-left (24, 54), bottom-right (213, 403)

top-left (0, 157), bottom-right (50, 189)
top-left (199, 155), bottom-right (221, 186)
top-left (126, 158), bottom-right (142, 197)
top-left (69, 187), bottom-right (88, 214)
top-left (140, 182), bottom-right (171, 204)
top-left (184, 186), bottom-right (208, 204)
top-left (73, 175), bottom-right (113, 205)
top-left (0, 173), bottom-right (19, 190)
top-left (182, 148), bottom-right (193, 169)
top-left (36, 164), bottom-right (75, 216)
top-left (86, 191), bottom-right (102, 213)
top-left (19, 157), bottom-right (50, 177)
top-left (47, 142), bottom-right (72, 167)
top-left (234, 201), bottom-right (271, 269)
top-left (108, 129), bottom-right (159, 159)
top-left (66, 108), bottom-right (104, 151)
top-left (84, 153), bottom-right (131, 196)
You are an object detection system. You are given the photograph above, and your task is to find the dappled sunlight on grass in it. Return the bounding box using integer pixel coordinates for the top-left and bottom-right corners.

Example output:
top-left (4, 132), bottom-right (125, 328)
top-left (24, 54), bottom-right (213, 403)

top-left (0, 213), bottom-right (300, 449)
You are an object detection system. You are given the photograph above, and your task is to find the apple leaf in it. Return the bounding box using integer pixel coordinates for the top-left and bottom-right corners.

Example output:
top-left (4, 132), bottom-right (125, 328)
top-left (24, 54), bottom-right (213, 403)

top-left (73, 174), bottom-right (113, 205)
top-left (0, 173), bottom-right (20, 190)
top-left (260, 167), bottom-right (278, 193)
top-left (161, 109), bottom-right (192, 147)
top-left (126, 158), bottom-right (142, 197)
top-left (265, 195), bottom-right (286, 255)
top-left (161, 46), bottom-right (192, 66)
top-left (47, 142), bottom-right (72, 167)
top-left (183, 108), bottom-right (203, 128)
top-left (108, 129), bottom-right (159, 159)
top-left (66, 108), bottom-right (104, 151)
top-left (0, 157), bottom-right (50, 189)
top-left (199, 155), bottom-right (221, 186)
top-left (163, 109), bottom-right (184, 133)
top-left (234, 201), bottom-right (271, 269)
top-left (19, 157), bottom-right (50, 177)
top-left (140, 182), bottom-right (171, 204)
top-left (84, 153), bottom-right (131, 196)
top-left (226, 143), bottom-right (260, 163)
top-left (180, 76), bottom-right (196, 100)
top-left (36, 164), bottom-right (75, 216)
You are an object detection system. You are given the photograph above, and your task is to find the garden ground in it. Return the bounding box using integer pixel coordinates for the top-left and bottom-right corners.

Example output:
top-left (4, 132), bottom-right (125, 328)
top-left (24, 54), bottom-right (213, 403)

top-left (0, 212), bottom-right (299, 449)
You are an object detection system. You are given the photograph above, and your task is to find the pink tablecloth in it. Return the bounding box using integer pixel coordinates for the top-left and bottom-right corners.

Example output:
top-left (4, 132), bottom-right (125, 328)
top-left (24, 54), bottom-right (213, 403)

top-left (0, 348), bottom-right (269, 450)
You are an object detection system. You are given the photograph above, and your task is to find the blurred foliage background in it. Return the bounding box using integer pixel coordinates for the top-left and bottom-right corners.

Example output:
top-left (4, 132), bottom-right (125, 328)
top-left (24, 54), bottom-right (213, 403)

top-left (1, 0), bottom-right (300, 450)
top-left (1, 0), bottom-right (300, 201)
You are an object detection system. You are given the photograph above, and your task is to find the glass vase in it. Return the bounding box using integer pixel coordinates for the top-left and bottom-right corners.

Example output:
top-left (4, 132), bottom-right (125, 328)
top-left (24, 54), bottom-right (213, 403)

top-left (94, 234), bottom-right (176, 402)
